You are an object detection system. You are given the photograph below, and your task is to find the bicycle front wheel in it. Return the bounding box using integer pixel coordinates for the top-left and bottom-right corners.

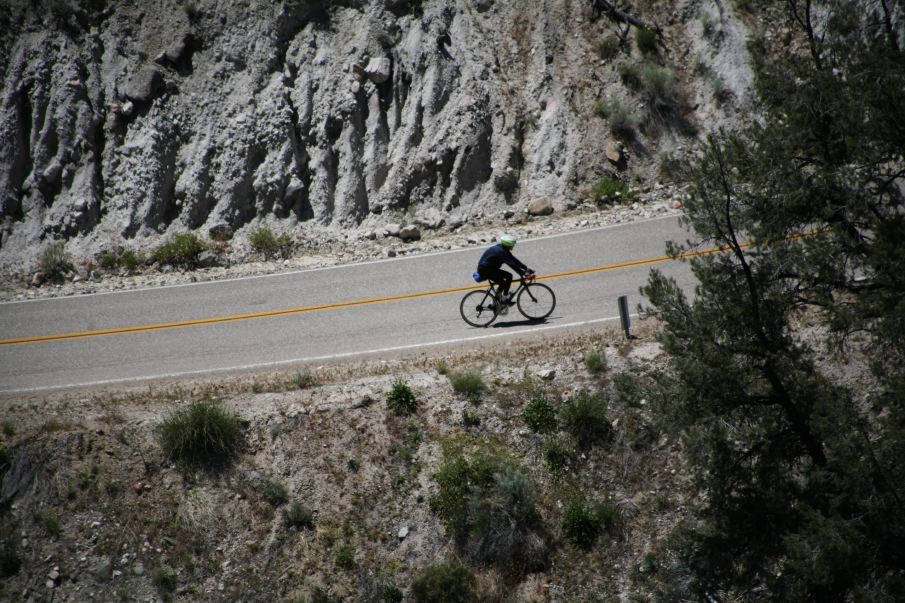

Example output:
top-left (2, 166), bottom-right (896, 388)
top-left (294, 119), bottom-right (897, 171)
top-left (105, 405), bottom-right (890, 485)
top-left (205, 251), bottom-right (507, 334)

top-left (460, 289), bottom-right (499, 327)
top-left (517, 283), bottom-right (556, 321)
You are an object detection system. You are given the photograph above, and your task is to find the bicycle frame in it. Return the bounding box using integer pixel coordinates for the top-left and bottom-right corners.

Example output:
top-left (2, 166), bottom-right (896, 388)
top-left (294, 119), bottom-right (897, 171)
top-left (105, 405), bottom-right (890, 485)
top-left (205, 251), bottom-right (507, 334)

top-left (486, 274), bottom-right (536, 301)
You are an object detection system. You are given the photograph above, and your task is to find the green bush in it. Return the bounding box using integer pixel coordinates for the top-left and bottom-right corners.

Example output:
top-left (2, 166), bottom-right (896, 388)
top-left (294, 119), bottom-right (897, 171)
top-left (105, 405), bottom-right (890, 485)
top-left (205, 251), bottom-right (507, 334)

top-left (152, 233), bottom-right (205, 267)
top-left (152, 565), bottom-right (178, 596)
top-left (613, 372), bottom-right (645, 407)
top-left (462, 409), bottom-right (480, 427)
top-left (39, 242), bottom-right (74, 281)
top-left (636, 27), bottom-right (659, 55)
top-left (387, 378), bottom-right (418, 415)
top-left (640, 62), bottom-right (679, 122)
top-left (361, 577), bottom-right (404, 603)
top-left (561, 391), bottom-right (612, 449)
top-left (431, 451), bottom-right (498, 530)
top-left (0, 542), bottom-right (22, 577)
top-left (380, 584), bottom-right (403, 603)
top-left (597, 36), bottom-right (622, 59)
top-left (97, 247), bottom-right (144, 271)
top-left (33, 509), bottom-right (60, 537)
top-left (591, 178), bottom-right (638, 206)
top-left (448, 369), bottom-right (487, 403)
top-left (0, 447), bottom-right (11, 482)
top-left (432, 448), bottom-right (547, 575)
top-left (523, 393), bottom-right (557, 432)
top-left (593, 99), bottom-right (637, 139)
top-left (584, 349), bottom-right (607, 374)
top-left (249, 226), bottom-right (292, 258)
top-left (258, 477), bottom-right (289, 506)
top-left (410, 560), bottom-right (477, 603)
top-left (562, 500), bottom-right (603, 549)
top-left (156, 399), bottom-right (243, 466)
top-left (293, 371), bottom-right (317, 389)
top-left (619, 63), bottom-right (642, 90)
top-left (335, 545), bottom-right (356, 570)
top-left (542, 437), bottom-right (577, 473)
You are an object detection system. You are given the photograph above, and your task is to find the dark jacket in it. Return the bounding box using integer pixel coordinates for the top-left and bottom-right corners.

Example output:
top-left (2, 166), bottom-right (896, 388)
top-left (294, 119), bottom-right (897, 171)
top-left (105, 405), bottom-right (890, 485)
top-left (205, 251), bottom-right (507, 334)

top-left (477, 244), bottom-right (529, 276)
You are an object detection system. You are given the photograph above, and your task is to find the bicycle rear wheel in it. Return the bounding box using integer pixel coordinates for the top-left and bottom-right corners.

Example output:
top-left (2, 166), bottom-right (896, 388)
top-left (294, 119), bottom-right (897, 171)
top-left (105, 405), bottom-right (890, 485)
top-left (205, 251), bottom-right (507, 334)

top-left (460, 289), bottom-right (499, 327)
top-left (517, 283), bottom-right (556, 321)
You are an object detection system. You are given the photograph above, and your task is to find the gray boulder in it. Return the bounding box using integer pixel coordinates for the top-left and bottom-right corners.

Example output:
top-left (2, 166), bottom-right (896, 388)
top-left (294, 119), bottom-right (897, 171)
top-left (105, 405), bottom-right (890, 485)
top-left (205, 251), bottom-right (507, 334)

top-left (528, 198), bottom-right (554, 216)
top-left (399, 225), bottom-right (422, 242)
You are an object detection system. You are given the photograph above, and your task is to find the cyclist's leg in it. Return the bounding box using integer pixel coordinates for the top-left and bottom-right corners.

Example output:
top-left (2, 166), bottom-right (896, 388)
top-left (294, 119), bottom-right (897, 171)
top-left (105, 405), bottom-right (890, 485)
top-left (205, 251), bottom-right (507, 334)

top-left (499, 271), bottom-right (513, 300)
top-left (488, 268), bottom-right (512, 296)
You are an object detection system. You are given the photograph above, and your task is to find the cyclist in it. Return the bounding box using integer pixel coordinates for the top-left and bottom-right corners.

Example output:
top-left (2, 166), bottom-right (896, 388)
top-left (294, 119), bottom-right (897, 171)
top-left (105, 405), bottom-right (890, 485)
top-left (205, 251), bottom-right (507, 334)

top-left (475, 234), bottom-right (533, 314)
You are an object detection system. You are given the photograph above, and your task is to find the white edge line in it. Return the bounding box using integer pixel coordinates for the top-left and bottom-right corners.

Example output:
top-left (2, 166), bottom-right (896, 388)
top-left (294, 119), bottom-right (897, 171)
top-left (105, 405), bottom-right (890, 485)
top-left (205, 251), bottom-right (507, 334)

top-left (1, 214), bottom-right (681, 306)
top-left (0, 314), bottom-right (634, 395)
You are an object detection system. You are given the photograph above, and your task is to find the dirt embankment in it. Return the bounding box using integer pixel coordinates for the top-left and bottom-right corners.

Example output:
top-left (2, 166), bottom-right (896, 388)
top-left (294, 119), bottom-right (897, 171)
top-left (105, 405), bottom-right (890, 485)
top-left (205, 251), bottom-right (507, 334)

top-left (0, 322), bottom-right (689, 602)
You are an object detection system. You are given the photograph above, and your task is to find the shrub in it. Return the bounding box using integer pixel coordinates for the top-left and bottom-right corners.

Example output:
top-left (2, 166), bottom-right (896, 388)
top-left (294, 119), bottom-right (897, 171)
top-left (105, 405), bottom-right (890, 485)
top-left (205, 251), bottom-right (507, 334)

top-left (152, 233), bottom-right (205, 267)
top-left (618, 63), bottom-right (642, 90)
top-left (448, 369), bottom-right (487, 403)
top-left (640, 62), bottom-right (679, 122)
top-left (591, 178), bottom-right (638, 206)
top-left (462, 409), bottom-right (480, 427)
top-left (436, 361), bottom-right (450, 376)
top-left (39, 242), bottom-right (74, 281)
top-left (33, 509), bottom-right (61, 537)
top-left (249, 226), bottom-right (292, 258)
top-left (0, 542), bottom-right (21, 577)
top-left (432, 448), bottom-right (547, 576)
top-left (258, 477), bottom-right (289, 506)
top-left (156, 399), bottom-right (243, 466)
top-left (410, 560), bottom-right (477, 603)
top-left (613, 372), bottom-right (645, 407)
top-left (594, 99), bottom-right (637, 139)
top-left (636, 27), bottom-right (659, 55)
top-left (386, 378), bottom-right (418, 415)
top-left (293, 371), bottom-right (317, 389)
top-left (431, 451), bottom-right (498, 531)
top-left (0, 447), bottom-right (11, 482)
top-left (542, 437), bottom-right (577, 473)
top-left (1, 421), bottom-right (13, 437)
top-left (585, 348), bottom-right (607, 374)
top-left (335, 545), bottom-right (356, 569)
top-left (283, 501), bottom-right (314, 530)
top-left (361, 576), bottom-right (404, 603)
top-left (380, 584), bottom-right (403, 603)
top-left (597, 36), bottom-right (621, 59)
top-left (561, 391), bottom-right (612, 449)
top-left (152, 565), bottom-right (178, 596)
top-left (97, 247), bottom-right (144, 271)
top-left (562, 500), bottom-right (603, 549)
top-left (523, 393), bottom-right (557, 432)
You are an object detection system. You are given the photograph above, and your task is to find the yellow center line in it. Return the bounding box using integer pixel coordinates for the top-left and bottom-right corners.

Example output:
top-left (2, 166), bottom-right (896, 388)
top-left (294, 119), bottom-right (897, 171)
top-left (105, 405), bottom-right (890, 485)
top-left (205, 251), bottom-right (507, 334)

top-left (0, 244), bottom-right (728, 348)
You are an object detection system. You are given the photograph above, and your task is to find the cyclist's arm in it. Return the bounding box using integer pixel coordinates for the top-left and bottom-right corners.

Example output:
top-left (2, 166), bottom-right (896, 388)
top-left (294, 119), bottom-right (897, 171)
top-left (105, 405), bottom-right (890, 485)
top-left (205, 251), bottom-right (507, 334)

top-left (503, 251), bottom-right (530, 276)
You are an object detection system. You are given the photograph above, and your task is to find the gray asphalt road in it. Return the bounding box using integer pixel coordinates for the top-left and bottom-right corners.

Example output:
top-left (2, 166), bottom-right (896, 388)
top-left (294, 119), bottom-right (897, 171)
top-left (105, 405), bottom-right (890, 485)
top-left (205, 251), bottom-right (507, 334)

top-left (0, 215), bottom-right (696, 394)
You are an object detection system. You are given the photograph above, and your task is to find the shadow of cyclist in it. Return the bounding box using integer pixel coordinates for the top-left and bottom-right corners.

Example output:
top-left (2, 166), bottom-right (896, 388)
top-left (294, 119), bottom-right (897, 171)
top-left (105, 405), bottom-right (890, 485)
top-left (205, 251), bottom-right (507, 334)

top-left (491, 316), bottom-right (556, 328)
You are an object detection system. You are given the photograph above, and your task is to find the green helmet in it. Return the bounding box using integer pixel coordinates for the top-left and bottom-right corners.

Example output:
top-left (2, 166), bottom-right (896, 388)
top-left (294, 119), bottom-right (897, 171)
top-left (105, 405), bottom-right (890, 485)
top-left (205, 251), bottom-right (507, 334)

top-left (500, 234), bottom-right (516, 248)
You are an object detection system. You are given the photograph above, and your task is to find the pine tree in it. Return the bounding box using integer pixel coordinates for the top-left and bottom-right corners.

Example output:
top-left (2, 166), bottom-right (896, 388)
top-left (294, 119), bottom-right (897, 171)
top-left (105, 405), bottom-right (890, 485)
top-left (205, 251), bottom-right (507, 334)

top-left (642, 1), bottom-right (905, 599)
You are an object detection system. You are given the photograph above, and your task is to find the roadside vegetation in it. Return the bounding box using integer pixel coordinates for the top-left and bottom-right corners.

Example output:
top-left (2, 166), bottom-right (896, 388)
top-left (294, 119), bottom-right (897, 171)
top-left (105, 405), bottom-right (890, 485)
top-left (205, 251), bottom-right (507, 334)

top-left (151, 233), bottom-right (205, 268)
top-left (155, 399), bottom-right (243, 466)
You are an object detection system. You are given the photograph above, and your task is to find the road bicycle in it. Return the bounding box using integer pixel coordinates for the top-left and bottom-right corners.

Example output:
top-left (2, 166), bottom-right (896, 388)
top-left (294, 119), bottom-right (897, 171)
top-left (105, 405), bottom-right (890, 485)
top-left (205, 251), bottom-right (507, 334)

top-left (459, 274), bottom-right (556, 327)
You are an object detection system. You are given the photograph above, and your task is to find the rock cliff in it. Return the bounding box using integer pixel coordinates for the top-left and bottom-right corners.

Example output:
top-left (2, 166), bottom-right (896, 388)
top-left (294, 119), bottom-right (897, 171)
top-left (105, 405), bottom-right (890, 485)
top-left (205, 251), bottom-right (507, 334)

top-left (0, 0), bottom-right (753, 260)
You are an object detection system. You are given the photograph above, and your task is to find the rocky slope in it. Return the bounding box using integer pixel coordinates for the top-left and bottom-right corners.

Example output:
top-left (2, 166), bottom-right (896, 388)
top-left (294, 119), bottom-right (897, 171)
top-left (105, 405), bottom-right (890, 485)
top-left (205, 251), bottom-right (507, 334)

top-left (0, 0), bottom-right (754, 265)
top-left (0, 324), bottom-right (687, 602)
